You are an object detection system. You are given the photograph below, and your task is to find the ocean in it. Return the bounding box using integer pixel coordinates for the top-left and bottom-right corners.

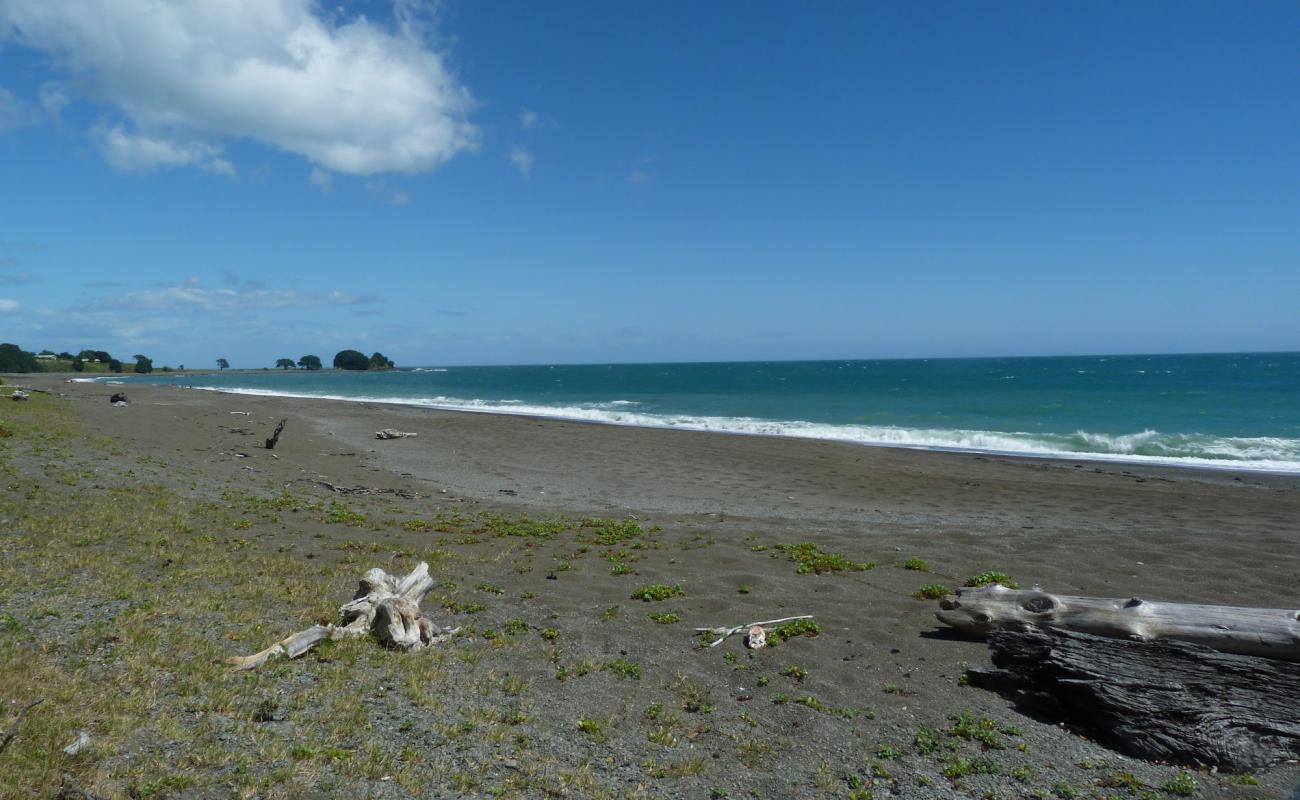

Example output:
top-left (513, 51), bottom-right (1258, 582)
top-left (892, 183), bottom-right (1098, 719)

top-left (110, 352), bottom-right (1300, 473)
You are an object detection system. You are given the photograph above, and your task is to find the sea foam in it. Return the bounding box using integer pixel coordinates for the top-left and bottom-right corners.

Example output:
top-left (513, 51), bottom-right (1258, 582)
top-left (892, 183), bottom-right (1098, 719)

top-left (170, 384), bottom-right (1300, 473)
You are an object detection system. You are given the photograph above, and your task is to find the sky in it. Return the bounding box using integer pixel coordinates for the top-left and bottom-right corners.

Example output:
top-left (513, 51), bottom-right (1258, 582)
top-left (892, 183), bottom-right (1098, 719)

top-left (1, 1), bottom-right (1298, 368)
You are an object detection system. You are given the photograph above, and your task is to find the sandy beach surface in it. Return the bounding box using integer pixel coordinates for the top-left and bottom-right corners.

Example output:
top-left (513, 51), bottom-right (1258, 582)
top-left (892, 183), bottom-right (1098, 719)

top-left (3, 376), bottom-right (1298, 799)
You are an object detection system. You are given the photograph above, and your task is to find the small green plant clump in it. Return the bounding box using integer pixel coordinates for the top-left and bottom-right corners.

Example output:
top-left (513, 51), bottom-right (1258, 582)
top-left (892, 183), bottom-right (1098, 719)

top-left (964, 571), bottom-right (1019, 589)
top-left (783, 542), bottom-right (875, 575)
top-left (604, 658), bottom-right (643, 680)
top-left (503, 618), bottom-right (529, 635)
top-left (779, 665), bottom-right (807, 682)
top-left (325, 500), bottom-right (366, 525)
top-left (631, 583), bottom-right (684, 602)
top-left (611, 562), bottom-right (635, 575)
top-left (900, 557), bottom-right (929, 571)
top-left (768, 618), bottom-right (821, 644)
top-left (915, 583), bottom-right (952, 600)
top-left (582, 517), bottom-right (644, 545)
top-left (476, 582), bottom-right (504, 594)
top-left (1161, 771), bottom-right (1198, 797)
top-left (576, 718), bottom-right (606, 740)
top-left (648, 611), bottom-right (680, 624)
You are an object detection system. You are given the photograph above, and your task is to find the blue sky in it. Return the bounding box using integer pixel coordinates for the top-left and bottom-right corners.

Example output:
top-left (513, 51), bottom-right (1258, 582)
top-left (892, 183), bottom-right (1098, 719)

top-left (1, 1), bottom-right (1297, 367)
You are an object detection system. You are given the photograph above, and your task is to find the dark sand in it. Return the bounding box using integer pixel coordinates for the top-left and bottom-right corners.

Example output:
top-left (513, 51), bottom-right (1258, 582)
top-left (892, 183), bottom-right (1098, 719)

top-left (14, 376), bottom-right (1300, 798)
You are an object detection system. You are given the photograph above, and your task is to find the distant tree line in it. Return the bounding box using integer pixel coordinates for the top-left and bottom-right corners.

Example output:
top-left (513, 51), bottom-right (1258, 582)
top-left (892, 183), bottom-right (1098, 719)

top-left (261, 351), bottom-right (394, 371)
top-left (0, 344), bottom-right (172, 374)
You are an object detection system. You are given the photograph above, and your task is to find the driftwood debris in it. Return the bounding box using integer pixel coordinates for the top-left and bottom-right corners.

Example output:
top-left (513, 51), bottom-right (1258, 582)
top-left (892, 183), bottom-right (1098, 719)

top-left (264, 418), bottom-right (286, 450)
top-left (695, 615), bottom-right (814, 648)
top-left (9, 390), bottom-right (29, 402)
top-left (375, 428), bottom-right (418, 439)
top-left (937, 584), bottom-right (1300, 661)
top-left (298, 478), bottom-right (419, 499)
top-left (227, 562), bottom-right (458, 671)
top-left (109, 392), bottom-right (128, 405)
top-left (970, 627), bottom-right (1300, 771)
top-left (0, 698), bottom-right (43, 754)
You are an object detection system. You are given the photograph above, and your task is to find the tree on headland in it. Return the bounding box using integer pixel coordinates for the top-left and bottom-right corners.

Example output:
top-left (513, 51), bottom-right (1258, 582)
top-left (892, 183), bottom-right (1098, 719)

top-left (0, 343), bottom-right (40, 372)
top-left (333, 349), bottom-right (370, 371)
top-left (298, 355), bottom-right (322, 370)
top-left (275, 358), bottom-right (296, 370)
top-left (217, 358), bottom-right (230, 370)
top-left (109, 358), bottom-right (123, 372)
top-left (133, 355), bottom-right (153, 374)
top-left (369, 351), bottom-right (395, 370)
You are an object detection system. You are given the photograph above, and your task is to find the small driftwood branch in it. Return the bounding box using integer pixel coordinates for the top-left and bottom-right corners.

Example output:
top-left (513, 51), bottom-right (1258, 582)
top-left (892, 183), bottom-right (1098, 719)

top-left (264, 419), bottom-right (286, 450)
top-left (297, 478), bottom-right (419, 499)
top-left (970, 627), bottom-right (1300, 771)
top-left (0, 698), bottom-right (43, 754)
top-left (375, 429), bottom-right (418, 439)
top-left (936, 584), bottom-right (1300, 661)
top-left (694, 615), bottom-right (814, 648)
top-left (227, 562), bottom-right (458, 671)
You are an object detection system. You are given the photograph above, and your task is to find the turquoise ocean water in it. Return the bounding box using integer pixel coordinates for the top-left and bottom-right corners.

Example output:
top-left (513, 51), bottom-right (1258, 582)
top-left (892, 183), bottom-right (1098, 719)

top-left (109, 353), bottom-right (1300, 472)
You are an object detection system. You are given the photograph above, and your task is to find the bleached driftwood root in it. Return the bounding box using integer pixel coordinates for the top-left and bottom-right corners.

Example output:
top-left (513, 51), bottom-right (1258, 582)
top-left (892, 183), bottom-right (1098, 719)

top-left (936, 584), bottom-right (1300, 661)
top-left (226, 562), bottom-right (459, 671)
top-left (695, 615), bottom-right (814, 648)
top-left (375, 429), bottom-right (418, 439)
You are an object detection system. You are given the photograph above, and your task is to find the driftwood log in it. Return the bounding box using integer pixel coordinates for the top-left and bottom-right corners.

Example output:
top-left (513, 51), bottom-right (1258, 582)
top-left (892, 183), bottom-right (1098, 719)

top-left (375, 429), bottom-right (418, 439)
top-left (970, 627), bottom-right (1300, 771)
top-left (264, 419), bottom-right (286, 450)
top-left (695, 615), bottom-right (814, 648)
top-left (227, 562), bottom-right (458, 670)
top-left (937, 584), bottom-right (1300, 661)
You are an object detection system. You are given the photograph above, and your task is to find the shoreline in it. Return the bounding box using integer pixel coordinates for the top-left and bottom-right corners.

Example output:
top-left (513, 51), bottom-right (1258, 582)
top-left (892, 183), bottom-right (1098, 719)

top-left (4, 375), bottom-right (1299, 797)
top-left (65, 373), bottom-right (1300, 476)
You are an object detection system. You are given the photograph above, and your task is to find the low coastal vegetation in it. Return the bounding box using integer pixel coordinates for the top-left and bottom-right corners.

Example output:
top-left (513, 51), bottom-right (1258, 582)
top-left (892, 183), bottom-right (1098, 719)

top-left (0, 390), bottom-right (1259, 798)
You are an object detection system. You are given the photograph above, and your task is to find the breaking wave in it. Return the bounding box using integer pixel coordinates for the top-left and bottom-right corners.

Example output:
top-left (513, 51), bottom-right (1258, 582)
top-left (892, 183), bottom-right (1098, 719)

top-left (172, 385), bottom-right (1300, 472)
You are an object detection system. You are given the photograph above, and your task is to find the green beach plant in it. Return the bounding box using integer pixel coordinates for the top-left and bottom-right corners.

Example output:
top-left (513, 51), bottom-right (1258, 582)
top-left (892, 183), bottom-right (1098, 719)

top-left (631, 583), bottom-right (684, 601)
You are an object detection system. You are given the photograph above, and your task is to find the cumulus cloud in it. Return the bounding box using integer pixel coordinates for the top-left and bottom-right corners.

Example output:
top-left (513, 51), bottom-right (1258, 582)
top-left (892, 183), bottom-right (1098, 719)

top-left (0, 298), bottom-right (19, 313)
top-left (509, 145), bottom-right (534, 177)
top-left (96, 125), bottom-right (234, 174)
top-left (0, 0), bottom-right (477, 174)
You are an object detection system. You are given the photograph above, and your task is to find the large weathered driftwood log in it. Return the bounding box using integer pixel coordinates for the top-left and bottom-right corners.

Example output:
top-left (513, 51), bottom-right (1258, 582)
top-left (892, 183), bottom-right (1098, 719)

top-left (226, 562), bottom-right (458, 670)
top-left (937, 584), bottom-right (1300, 661)
top-left (969, 627), bottom-right (1300, 771)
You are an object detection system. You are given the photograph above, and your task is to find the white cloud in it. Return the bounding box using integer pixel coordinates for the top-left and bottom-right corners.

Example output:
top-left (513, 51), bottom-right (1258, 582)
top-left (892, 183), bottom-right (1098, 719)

top-left (519, 109), bottom-right (539, 129)
top-left (309, 166), bottom-right (333, 192)
top-left (0, 298), bottom-right (19, 313)
top-left (0, 0), bottom-right (477, 174)
top-left (96, 125), bottom-right (232, 174)
top-left (509, 145), bottom-right (534, 177)
top-left (38, 82), bottom-right (68, 121)
top-left (102, 282), bottom-right (377, 312)
top-left (0, 86), bottom-right (33, 131)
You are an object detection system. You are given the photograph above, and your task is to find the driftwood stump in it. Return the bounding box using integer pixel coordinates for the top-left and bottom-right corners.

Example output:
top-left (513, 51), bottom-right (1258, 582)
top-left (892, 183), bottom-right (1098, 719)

top-left (970, 627), bottom-right (1300, 771)
top-left (264, 419), bottom-right (286, 450)
top-left (937, 584), bottom-right (1300, 661)
top-left (227, 562), bottom-right (457, 670)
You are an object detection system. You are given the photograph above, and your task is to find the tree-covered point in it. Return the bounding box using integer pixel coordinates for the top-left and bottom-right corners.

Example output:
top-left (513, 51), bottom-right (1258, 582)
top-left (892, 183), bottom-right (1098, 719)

top-left (275, 358), bottom-right (296, 370)
top-left (298, 355), bottom-right (322, 370)
top-left (0, 343), bottom-right (39, 372)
